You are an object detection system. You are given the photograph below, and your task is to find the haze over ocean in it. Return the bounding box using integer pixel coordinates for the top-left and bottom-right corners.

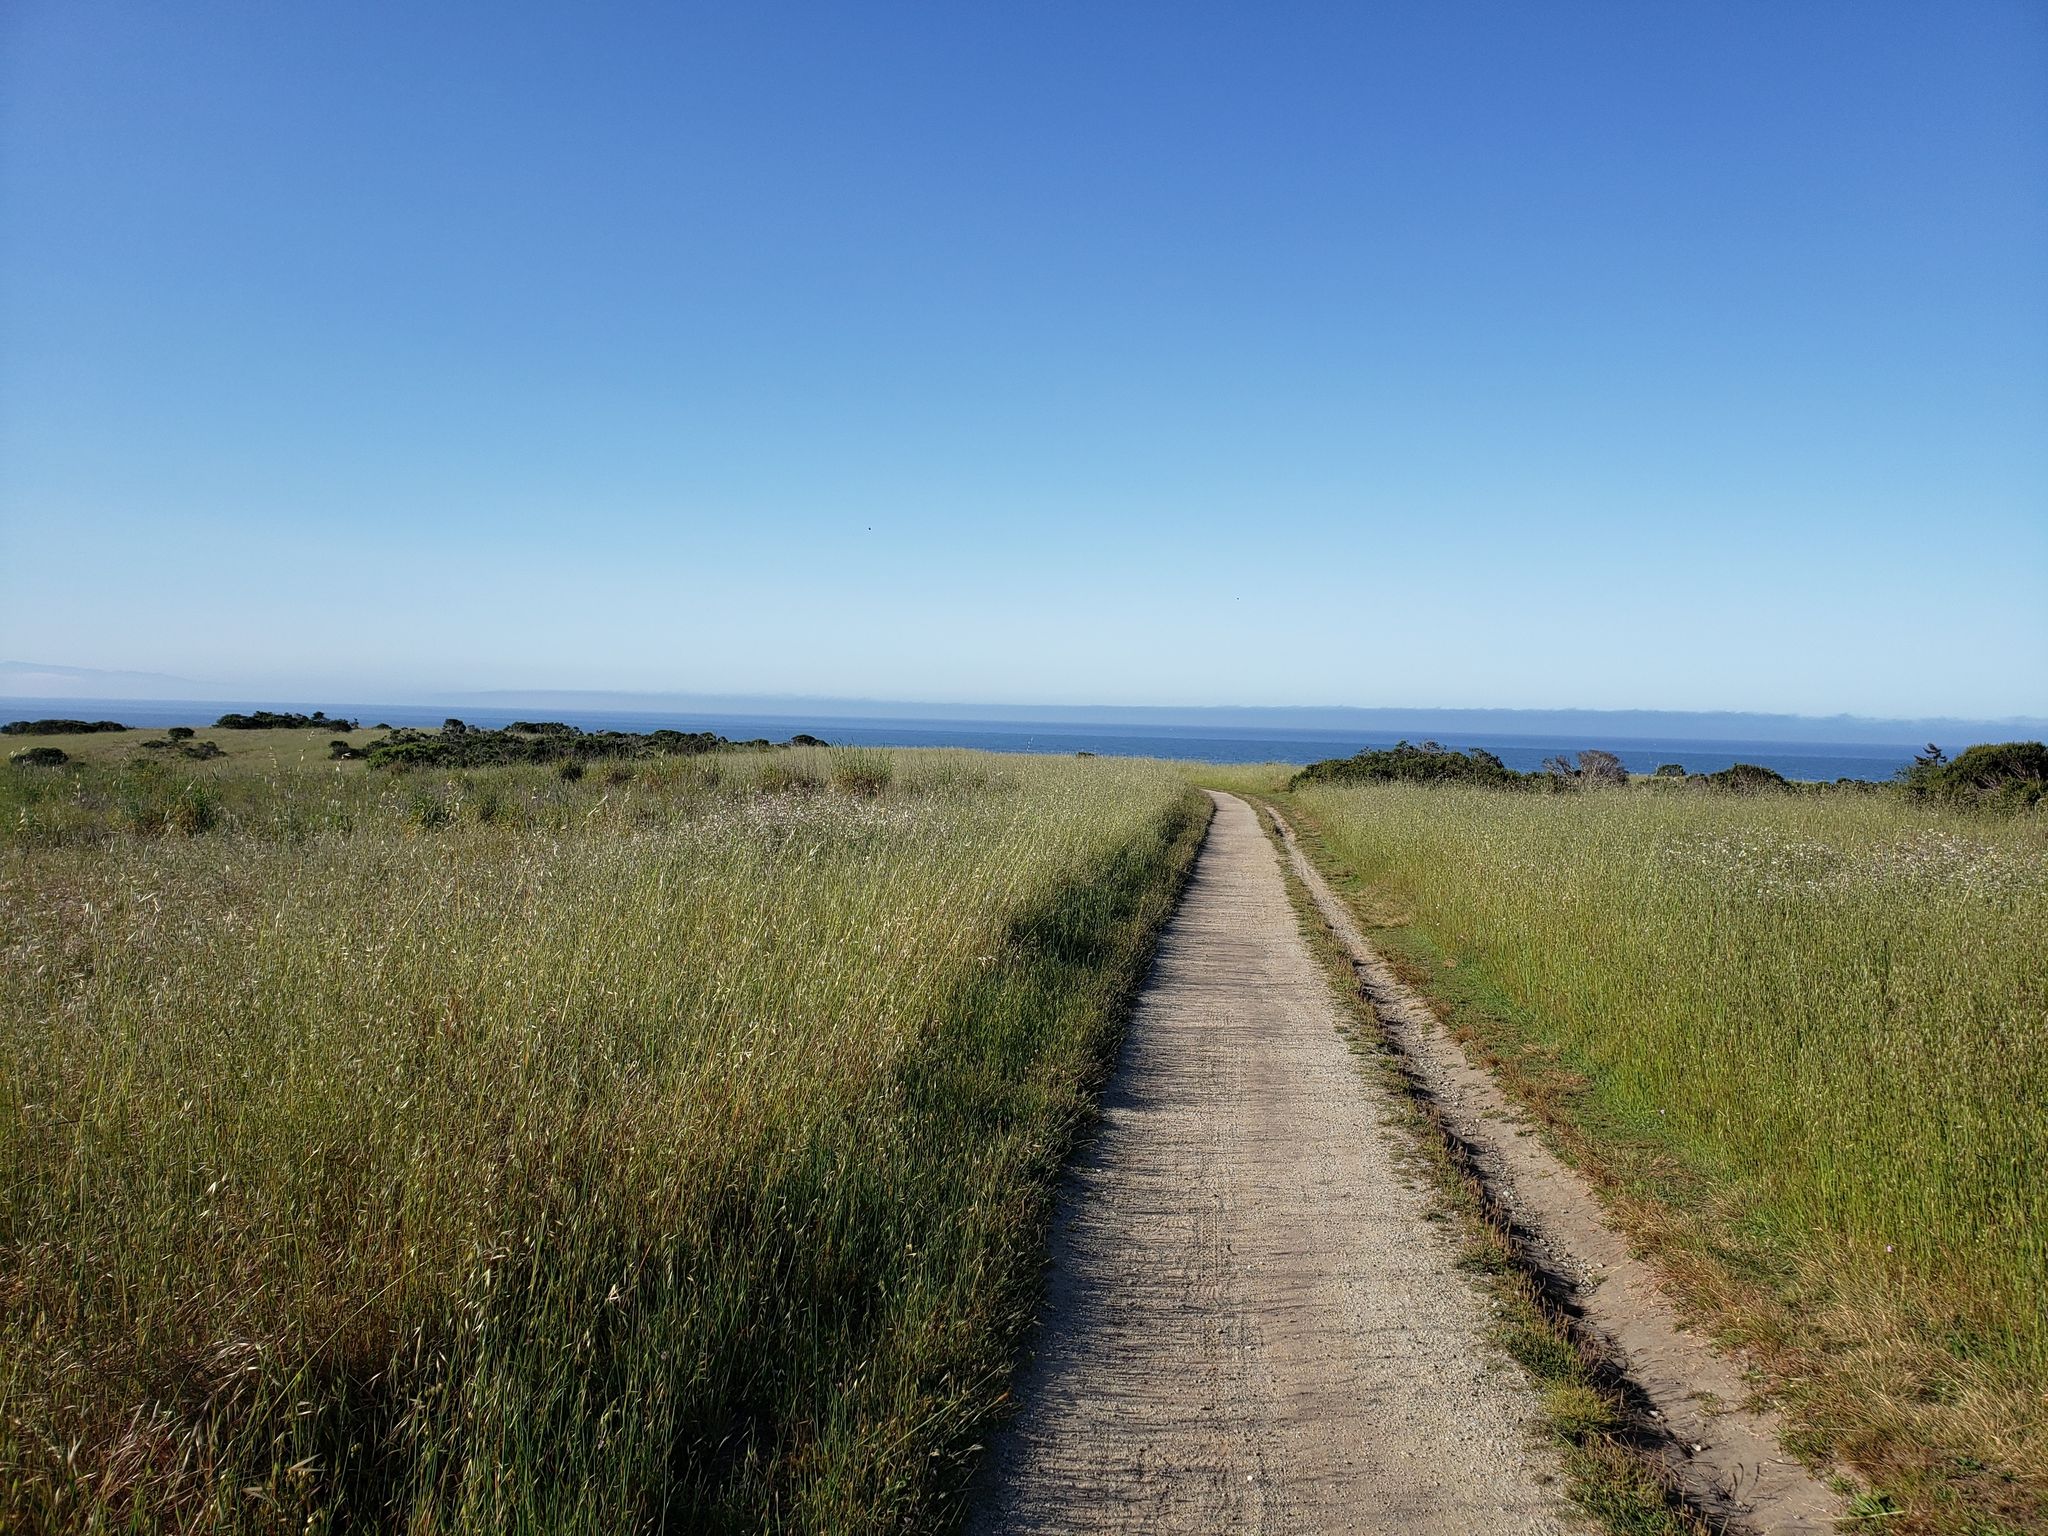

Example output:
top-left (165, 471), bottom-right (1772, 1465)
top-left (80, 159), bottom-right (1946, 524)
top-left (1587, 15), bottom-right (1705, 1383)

top-left (0, 695), bottom-right (1989, 780)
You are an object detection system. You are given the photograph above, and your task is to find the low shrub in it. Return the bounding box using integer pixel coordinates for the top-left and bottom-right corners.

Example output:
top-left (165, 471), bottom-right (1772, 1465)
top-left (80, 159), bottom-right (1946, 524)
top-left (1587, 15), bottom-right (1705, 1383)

top-left (139, 738), bottom-right (224, 760)
top-left (2, 719), bottom-right (123, 735)
top-left (214, 710), bottom-right (359, 730)
top-left (1694, 762), bottom-right (1791, 793)
top-left (1293, 740), bottom-right (1525, 789)
top-left (8, 746), bottom-right (69, 767)
top-left (1902, 741), bottom-right (2047, 812)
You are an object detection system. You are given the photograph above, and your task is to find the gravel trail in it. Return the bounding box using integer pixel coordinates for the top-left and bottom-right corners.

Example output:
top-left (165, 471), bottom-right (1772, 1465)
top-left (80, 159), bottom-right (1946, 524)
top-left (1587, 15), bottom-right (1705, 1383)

top-left (969, 792), bottom-right (1577, 1535)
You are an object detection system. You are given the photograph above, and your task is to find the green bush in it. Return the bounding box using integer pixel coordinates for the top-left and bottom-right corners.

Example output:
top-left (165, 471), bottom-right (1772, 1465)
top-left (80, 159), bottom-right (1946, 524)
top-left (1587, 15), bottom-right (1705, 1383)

top-left (2, 719), bottom-right (124, 735)
top-left (1694, 762), bottom-right (1791, 793)
top-left (1293, 740), bottom-right (1526, 789)
top-left (215, 710), bottom-right (358, 731)
top-left (8, 746), bottom-right (69, 768)
top-left (1902, 741), bottom-right (2047, 811)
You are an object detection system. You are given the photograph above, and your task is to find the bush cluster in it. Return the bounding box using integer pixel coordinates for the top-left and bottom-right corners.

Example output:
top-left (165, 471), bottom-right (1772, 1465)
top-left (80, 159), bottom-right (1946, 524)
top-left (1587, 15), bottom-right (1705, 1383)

top-left (1293, 738), bottom-right (2046, 811)
top-left (1294, 741), bottom-right (1644, 792)
top-left (1292, 740), bottom-right (1525, 789)
top-left (1899, 741), bottom-right (2047, 812)
top-left (213, 710), bottom-right (359, 730)
top-left (2, 718), bottom-right (125, 735)
top-left (363, 719), bottom-right (815, 771)
top-left (138, 736), bottom-right (225, 761)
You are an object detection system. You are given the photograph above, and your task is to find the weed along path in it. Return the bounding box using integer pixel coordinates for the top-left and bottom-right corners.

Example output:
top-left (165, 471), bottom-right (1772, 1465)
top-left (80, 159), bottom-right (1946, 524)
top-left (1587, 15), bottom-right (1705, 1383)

top-left (970, 792), bottom-right (1576, 1535)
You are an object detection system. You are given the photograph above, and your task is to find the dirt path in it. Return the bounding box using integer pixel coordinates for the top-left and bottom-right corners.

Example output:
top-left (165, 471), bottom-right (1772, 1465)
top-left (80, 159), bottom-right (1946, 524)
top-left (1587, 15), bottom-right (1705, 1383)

top-left (1268, 807), bottom-right (1845, 1534)
top-left (969, 792), bottom-right (1577, 1535)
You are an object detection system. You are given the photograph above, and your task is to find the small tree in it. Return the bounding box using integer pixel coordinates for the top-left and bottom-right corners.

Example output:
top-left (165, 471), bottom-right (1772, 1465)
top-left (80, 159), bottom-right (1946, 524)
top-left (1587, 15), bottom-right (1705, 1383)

top-left (1655, 763), bottom-right (1686, 777)
top-left (167, 726), bottom-right (195, 742)
top-left (1577, 749), bottom-right (1628, 787)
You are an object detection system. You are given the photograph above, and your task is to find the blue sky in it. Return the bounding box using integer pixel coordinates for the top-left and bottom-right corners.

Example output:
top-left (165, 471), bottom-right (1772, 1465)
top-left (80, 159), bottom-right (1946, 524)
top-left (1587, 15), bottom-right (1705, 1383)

top-left (3, 2), bottom-right (2043, 716)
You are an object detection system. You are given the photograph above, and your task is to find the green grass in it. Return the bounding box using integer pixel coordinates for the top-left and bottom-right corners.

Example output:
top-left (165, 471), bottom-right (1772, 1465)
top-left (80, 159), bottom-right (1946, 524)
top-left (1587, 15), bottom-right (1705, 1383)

top-left (0, 747), bottom-right (1206, 1533)
top-left (1262, 807), bottom-right (1708, 1536)
top-left (1277, 781), bottom-right (2046, 1533)
top-left (6, 723), bottom-right (386, 770)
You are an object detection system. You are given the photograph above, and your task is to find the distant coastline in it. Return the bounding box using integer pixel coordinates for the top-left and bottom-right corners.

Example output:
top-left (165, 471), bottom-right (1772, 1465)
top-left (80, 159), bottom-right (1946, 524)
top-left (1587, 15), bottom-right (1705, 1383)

top-left (0, 695), bottom-right (1992, 781)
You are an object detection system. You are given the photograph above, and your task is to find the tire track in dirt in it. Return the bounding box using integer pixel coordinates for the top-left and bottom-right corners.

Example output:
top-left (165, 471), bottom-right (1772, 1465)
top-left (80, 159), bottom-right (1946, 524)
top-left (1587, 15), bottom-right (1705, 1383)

top-left (969, 792), bottom-right (1579, 1535)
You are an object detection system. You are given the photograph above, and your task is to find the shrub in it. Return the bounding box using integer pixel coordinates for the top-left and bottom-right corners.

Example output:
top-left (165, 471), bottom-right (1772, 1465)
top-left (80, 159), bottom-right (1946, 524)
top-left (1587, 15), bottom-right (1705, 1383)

top-left (1903, 741), bottom-right (2048, 812)
top-left (1695, 762), bottom-right (1790, 793)
top-left (1655, 763), bottom-right (1686, 777)
top-left (215, 710), bottom-right (358, 730)
top-left (1576, 749), bottom-right (1628, 786)
top-left (557, 759), bottom-right (586, 782)
top-left (8, 746), bottom-right (69, 768)
top-left (3, 719), bottom-right (124, 735)
top-left (1294, 740), bottom-right (1526, 790)
top-left (367, 723), bottom-right (749, 771)
top-left (166, 727), bottom-right (195, 742)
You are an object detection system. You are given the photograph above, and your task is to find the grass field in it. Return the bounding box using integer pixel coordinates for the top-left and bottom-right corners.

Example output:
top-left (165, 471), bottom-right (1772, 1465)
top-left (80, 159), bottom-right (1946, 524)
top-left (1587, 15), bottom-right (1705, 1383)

top-left (6, 723), bottom-right (387, 770)
top-left (1270, 780), bottom-right (2045, 1533)
top-left (0, 747), bottom-right (1205, 1533)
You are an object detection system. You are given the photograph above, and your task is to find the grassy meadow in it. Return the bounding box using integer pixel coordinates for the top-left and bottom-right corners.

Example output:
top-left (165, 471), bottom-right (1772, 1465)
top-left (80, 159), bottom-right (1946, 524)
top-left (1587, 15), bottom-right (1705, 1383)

top-left (0, 746), bottom-right (1205, 1532)
top-left (7, 723), bottom-right (387, 771)
top-left (1270, 779), bottom-right (2046, 1532)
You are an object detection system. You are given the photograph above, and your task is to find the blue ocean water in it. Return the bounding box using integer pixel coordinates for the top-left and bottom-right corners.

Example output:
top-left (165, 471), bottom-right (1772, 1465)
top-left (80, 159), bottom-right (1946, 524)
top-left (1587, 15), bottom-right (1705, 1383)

top-left (3, 697), bottom-right (1931, 782)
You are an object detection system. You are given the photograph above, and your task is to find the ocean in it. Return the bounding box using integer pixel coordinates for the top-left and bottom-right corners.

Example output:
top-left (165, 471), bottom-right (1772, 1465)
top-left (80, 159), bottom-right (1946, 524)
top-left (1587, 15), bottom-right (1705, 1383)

top-left (3, 697), bottom-right (1935, 782)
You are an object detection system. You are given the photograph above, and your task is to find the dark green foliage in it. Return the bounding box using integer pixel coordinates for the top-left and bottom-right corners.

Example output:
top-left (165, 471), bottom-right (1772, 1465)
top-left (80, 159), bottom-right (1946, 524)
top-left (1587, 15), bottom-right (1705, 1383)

top-left (366, 721), bottom-right (781, 772)
top-left (139, 737), bottom-right (225, 761)
top-left (2, 718), bottom-right (124, 735)
top-left (556, 759), bottom-right (586, 782)
top-left (167, 726), bottom-right (196, 742)
top-left (1693, 762), bottom-right (1790, 792)
top-left (214, 710), bottom-right (359, 730)
top-left (1292, 740), bottom-right (1529, 790)
top-left (328, 739), bottom-right (362, 761)
top-left (1901, 741), bottom-right (2047, 811)
top-left (1655, 764), bottom-right (1686, 777)
top-left (8, 746), bottom-right (69, 767)
top-left (789, 733), bottom-right (829, 747)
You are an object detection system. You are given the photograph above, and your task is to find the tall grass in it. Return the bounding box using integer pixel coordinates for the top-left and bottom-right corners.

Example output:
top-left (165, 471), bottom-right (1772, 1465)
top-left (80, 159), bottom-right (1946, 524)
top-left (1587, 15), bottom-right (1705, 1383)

top-left (1287, 782), bottom-right (2046, 1527)
top-left (0, 749), bottom-right (1205, 1532)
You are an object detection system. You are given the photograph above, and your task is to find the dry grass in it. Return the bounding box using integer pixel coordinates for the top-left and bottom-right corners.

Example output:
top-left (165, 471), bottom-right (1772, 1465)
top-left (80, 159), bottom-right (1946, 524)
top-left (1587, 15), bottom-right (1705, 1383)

top-left (1281, 782), bottom-right (2046, 1534)
top-left (0, 748), bottom-right (1205, 1533)
top-left (5, 724), bottom-right (385, 770)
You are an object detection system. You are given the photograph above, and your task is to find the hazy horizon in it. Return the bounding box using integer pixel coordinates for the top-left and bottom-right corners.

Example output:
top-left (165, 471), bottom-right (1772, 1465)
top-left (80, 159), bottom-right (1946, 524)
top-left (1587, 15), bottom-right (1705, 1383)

top-left (6, 661), bottom-right (2043, 745)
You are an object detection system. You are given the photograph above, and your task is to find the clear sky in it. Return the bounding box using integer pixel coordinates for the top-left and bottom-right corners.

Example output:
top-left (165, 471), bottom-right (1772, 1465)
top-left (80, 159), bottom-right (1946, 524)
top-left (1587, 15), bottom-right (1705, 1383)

top-left (3, 2), bottom-right (2044, 716)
